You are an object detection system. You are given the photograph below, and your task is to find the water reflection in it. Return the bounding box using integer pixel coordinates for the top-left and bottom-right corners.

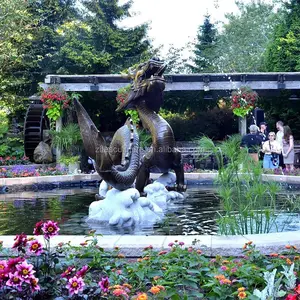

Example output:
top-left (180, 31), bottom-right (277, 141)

top-left (0, 187), bottom-right (299, 235)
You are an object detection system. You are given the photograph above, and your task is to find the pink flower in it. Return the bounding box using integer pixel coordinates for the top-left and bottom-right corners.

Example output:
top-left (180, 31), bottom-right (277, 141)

top-left (61, 266), bottom-right (75, 279)
top-left (76, 265), bottom-right (89, 278)
top-left (42, 220), bottom-right (60, 239)
top-left (0, 260), bottom-right (8, 281)
top-left (6, 271), bottom-right (23, 290)
top-left (12, 233), bottom-right (27, 250)
top-left (113, 288), bottom-right (128, 298)
top-left (168, 242), bottom-right (174, 247)
top-left (231, 267), bottom-right (238, 273)
top-left (179, 241), bottom-right (185, 246)
top-left (7, 257), bottom-right (24, 272)
top-left (29, 276), bottom-right (40, 292)
top-left (16, 261), bottom-right (35, 283)
top-left (66, 276), bottom-right (85, 296)
top-left (29, 240), bottom-right (43, 255)
top-left (0, 260), bottom-right (7, 271)
top-left (220, 266), bottom-right (228, 271)
top-left (98, 277), bottom-right (110, 293)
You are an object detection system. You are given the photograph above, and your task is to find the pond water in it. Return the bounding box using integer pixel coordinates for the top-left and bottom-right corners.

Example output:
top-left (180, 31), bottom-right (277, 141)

top-left (0, 186), bottom-right (299, 236)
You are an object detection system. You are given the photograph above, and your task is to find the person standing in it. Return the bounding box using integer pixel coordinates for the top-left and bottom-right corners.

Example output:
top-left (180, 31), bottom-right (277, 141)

top-left (258, 122), bottom-right (268, 161)
top-left (282, 125), bottom-right (295, 171)
top-left (258, 122), bottom-right (269, 143)
top-left (276, 121), bottom-right (284, 168)
top-left (261, 132), bottom-right (281, 169)
top-left (240, 125), bottom-right (262, 162)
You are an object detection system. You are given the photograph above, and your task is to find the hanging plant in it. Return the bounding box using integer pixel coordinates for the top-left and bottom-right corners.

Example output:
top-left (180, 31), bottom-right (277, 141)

top-left (116, 85), bottom-right (140, 124)
top-left (41, 86), bottom-right (71, 121)
top-left (231, 86), bottom-right (258, 118)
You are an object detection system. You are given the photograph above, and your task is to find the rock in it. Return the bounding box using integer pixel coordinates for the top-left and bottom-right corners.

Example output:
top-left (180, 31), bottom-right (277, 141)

top-left (33, 142), bottom-right (53, 163)
top-left (156, 172), bottom-right (176, 186)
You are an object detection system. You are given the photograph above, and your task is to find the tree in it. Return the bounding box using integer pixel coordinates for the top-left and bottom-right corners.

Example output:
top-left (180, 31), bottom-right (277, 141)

top-left (0, 0), bottom-right (36, 111)
top-left (264, 0), bottom-right (300, 71)
top-left (213, 0), bottom-right (281, 73)
top-left (161, 44), bottom-right (191, 74)
top-left (58, 0), bottom-right (151, 74)
top-left (189, 14), bottom-right (217, 73)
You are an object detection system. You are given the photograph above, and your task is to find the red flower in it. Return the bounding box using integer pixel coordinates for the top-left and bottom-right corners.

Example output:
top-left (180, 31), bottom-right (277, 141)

top-left (286, 294), bottom-right (297, 300)
top-left (12, 233), bottom-right (28, 250)
top-left (33, 220), bottom-right (44, 235)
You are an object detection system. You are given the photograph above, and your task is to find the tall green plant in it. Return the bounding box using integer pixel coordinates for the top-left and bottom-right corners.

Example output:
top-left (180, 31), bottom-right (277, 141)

top-left (198, 135), bottom-right (285, 235)
top-left (50, 123), bottom-right (82, 156)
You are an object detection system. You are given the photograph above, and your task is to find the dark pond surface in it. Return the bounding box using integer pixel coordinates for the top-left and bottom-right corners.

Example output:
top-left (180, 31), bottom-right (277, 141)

top-left (0, 186), bottom-right (299, 235)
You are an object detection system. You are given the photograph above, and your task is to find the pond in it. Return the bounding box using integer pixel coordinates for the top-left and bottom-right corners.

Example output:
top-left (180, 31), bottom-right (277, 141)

top-left (0, 186), bottom-right (299, 236)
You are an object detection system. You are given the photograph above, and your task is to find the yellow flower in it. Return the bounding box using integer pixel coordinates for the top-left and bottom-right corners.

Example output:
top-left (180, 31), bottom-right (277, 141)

top-left (238, 287), bottom-right (246, 292)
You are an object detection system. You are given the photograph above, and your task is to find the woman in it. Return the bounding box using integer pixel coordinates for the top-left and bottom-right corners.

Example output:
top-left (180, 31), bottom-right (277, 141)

top-left (282, 125), bottom-right (295, 171)
top-left (262, 132), bottom-right (281, 169)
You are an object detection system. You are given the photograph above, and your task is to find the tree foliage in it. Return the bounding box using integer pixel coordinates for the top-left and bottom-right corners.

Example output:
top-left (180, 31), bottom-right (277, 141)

top-left (189, 14), bottom-right (217, 73)
top-left (264, 0), bottom-right (300, 72)
top-left (196, 0), bottom-right (281, 73)
top-left (0, 0), bottom-right (36, 111)
top-left (0, 0), bottom-right (152, 114)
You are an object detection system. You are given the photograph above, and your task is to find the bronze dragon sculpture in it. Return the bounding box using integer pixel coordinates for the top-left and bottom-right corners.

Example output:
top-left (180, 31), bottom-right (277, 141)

top-left (75, 58), bottom-right (185, 193)
top-left (116, 57), bottom-right (185, 193)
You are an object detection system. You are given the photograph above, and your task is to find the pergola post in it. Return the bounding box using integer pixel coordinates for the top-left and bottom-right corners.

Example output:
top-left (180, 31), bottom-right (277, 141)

top-left (239, 117), bottom-right (247, 136)
top-left (55, 117), bottom-right (62, 161)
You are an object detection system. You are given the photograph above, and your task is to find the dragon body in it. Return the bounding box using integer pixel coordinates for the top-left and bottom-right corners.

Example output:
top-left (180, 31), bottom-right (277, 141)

top-left (116, 58), bottom-right (185, 192)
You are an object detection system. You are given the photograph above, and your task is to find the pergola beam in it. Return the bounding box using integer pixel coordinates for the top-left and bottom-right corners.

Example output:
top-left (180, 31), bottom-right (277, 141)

top-left (41, 72), bottom-right (300, 92)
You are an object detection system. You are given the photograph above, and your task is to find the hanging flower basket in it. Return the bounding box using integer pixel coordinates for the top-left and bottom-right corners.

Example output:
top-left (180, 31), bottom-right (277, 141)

top-left (116, 85), bottom-right (131, 105)
top-left (231, 86), bottom-right (258, 118)
top-left (116, 85), bottom-right (140, 124)
top-left (41, 86), bottom-right (71, 121)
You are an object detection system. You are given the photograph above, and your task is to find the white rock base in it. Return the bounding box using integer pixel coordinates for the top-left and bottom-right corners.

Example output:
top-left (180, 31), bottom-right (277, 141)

top-left (87, 173), bottom-right (185, 228)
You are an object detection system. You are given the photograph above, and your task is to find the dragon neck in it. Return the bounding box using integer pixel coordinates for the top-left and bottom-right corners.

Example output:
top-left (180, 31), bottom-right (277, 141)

top-left (136, 100), bottom-right (174, 147)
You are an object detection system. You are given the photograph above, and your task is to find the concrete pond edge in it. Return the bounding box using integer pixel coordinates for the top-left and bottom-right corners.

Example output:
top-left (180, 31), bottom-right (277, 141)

top-left (1, 231), bottom-right (300, 257)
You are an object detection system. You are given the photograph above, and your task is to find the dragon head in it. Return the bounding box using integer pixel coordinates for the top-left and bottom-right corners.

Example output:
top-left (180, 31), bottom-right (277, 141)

top-left (116, 57), bottom-right (167, 113)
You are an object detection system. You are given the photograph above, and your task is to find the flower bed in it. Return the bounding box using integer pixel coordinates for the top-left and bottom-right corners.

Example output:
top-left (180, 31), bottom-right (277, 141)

top-left (0, 166), bottom-right (67, 178)
top-left (0, 156), bottom-right (30, 166)
top-left (0, 222), bottom-right (300, 299)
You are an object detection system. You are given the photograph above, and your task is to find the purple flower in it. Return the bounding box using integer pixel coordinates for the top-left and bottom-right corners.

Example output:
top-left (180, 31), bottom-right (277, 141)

top-left (76, 265), bottom-right (89, 278)
top-left (29, 276), bottom-right (40, 292)
top-left (220, 265), bottom-right (228, 271)
top-left (231, 267), bottom-right (237, 273)
top-left (66, 276), bottom-right (85, 296)
top-left (29, 240), bottom-right (43, 255)
top-left (99, 277), bottom-right (110, 293)
top-left (61, 266), bottom-right (75, 279)
top-left (168, 242), bottom-right (174, 247)
top-left (179, 241), bottom-right (185, 246)
top-left (16, 261), bottom-right (35, 283)
top-left (42, 220), bottom-right (60, 239)
top-left (6, 271), bottom-right (23, 290)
